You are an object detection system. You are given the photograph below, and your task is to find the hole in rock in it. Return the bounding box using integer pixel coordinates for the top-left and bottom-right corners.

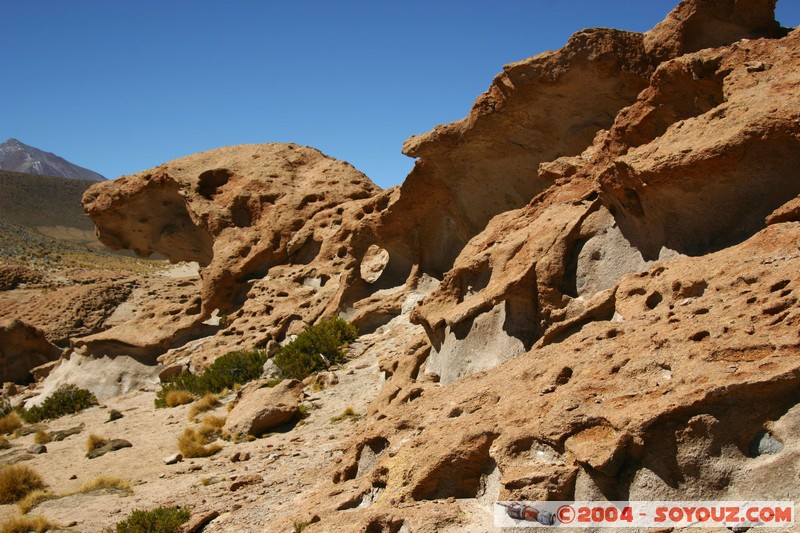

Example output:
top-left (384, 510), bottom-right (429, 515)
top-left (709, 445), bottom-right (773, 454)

top-left (197, 168), bottom-right (232, 199)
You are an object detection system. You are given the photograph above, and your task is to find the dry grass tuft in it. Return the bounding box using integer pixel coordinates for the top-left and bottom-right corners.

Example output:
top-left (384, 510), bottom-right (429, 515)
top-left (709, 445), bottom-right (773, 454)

top-left (33, 430), bottom-right (51, 445)
top-left (0, 436), bottom-right (11, 449)
top-left (0, 514), bottom-right (55, 533)
top-left (197, 415), bottom-right (226, 443)
top-left (178, 428), bottom-right (222, 458)
top-left (77, 476), bottom-right (132, 494)
top-left (0, 412), bottom-right (23, 435)
top-left (85, 433), bottom-right (109, 453)
top-left (330, 406), bottom-right (361, 424)
top-left (164, 389), bottom-right (195, 408)
top-left (0, 464), bottom-right (46, 504)
top-left (189, 393), bottom-right (221, 420)
top-left (17, 490), bottom-right (56, 514)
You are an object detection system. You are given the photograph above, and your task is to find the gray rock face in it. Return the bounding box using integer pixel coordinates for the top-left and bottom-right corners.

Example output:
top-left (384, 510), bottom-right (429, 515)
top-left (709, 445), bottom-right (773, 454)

top-left (750, 431), bottom-right (784, 456)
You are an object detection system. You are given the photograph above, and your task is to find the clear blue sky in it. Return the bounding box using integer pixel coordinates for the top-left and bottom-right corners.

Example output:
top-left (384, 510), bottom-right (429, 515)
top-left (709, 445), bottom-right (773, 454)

top-left (2, 1), bottom-right (799, 188)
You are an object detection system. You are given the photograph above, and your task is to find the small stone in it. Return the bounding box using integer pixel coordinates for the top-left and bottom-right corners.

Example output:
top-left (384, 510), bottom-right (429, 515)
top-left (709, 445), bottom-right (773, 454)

top-left (26, 444), bottom-right (47, 454)
top-left (69, 474), bottom-right (77, 480)
top-left (164, 453), bottom-right (184, 465)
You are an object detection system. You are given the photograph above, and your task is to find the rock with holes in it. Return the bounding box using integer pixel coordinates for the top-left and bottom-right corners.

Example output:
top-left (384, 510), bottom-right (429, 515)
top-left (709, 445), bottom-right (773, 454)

top-left (81, 143), bottom-right (408, 369)
top-left (83, 143), bottom-right (379, 317)
top-left (223, 379), bottom-right (303, 437)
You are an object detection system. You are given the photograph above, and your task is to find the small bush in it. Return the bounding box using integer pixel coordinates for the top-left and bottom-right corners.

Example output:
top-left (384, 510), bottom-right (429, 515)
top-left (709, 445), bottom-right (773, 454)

top-left (113, 506), bottom-right (190, 533)
top-left (86, 434), bottom-right (109, 453)
top-left (155, 349), bottom-right (266, 408)
top-left (107, 409), bottom-right (124, 421)
top-left (178, 428), bottom-right (221, 458)
top-left (273, 318), bottom-right (358, 380)
top-left (0, 412), bottom-right (23, 435)
top-left (20, 385), bottom-right (97, 423)
top-left (163, 390), bottom-right (194, 408)
top-left (0, 515), bottom-right (55, 533)
top-left (34, 430), bottom-right (51, 444)
top-left (0, 464), bottom-right (46, 504)
top-left (189, 394), bottom-right (220, 420)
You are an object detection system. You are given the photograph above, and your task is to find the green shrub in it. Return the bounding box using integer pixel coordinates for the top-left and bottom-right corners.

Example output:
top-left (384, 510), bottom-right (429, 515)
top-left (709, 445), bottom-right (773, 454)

top-left (20, 385), bottom-right (98, 423)
top-left (155, 349), bottom-right (266, 408)
top-left (273, 318), bottom-right (358, 380)
top-left (113, 506), bottom-right (190, 533)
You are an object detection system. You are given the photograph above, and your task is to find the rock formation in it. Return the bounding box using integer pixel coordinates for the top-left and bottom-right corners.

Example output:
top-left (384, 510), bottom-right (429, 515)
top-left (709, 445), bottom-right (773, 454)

top-left (1, 0), bottom-right (798, 531)
top-left (0, 320), bottom-right (61, 384)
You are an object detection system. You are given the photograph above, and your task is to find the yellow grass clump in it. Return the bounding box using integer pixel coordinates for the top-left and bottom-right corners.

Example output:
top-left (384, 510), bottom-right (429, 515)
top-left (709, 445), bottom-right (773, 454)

top-left (178, 428), bottom-right (222, 458)
top-left (0, 412), bottom-right (22, 435)
top-left (164, 390), bottom-right (195, 407)
top-left (0, 514), bottom-right (55, 533)
top-left (0, 464), bottom-right (46, 504)
top-left (85, 433), bottom-right (109, 453)
top-left (189, 393), bottom-right (221, 420)
top-left (17, 490), bottom-right (56, 514)
top-left (33, 430), bottom-right (51, 444)
top-left (77, 476), bottom-right (132, 494)
top-left (330, 407), bottom-right (361, 424)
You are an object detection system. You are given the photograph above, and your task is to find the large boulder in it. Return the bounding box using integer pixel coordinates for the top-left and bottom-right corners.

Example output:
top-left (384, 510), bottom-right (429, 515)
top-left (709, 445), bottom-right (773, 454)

top-left (223, 379), bottom-right (303, 437)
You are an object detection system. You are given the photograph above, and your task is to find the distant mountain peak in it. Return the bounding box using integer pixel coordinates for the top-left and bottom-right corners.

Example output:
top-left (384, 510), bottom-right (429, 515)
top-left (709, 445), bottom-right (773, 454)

top-left (0, 138), bottom-right (106, 182)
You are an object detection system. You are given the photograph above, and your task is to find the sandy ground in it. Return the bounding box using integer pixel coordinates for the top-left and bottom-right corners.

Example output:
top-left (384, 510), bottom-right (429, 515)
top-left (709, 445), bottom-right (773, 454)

top-left (0, 343), bottom-right (383, 532)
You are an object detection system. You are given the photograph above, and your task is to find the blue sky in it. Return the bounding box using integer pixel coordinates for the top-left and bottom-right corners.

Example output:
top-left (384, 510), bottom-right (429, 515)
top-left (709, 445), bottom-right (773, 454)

top-left (3, 1), bottom-right (799, 189)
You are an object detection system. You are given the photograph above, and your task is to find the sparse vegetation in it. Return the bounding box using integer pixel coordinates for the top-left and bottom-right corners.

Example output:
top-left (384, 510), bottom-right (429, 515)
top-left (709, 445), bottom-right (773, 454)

top-left (107, 409), bottom-right (124, 421)
top-left (112, 506), bottom-right (190, 533)
top-left (18, 477), bottom-right (131, 514)
top-left (0, 411), bottom-right (23, 435)
top-left (0, 514), bottom-right (55, 533)
top-left (17, 490), bottom-right (56, 514)
top-left (0, 465), bottom-right (47, 504)
top-left (85, 433), bottom-right (109, 453)
top-left (330, 406), bottom-right (361, 424)
top-left (155, 349), bottom-right (267, 408)
top-left (20, 385), bottom-right (98, 423)
top-left (33, 430), bottom-right (51, 444)
top-left (273, 318), bottom-right (358, 380)
top-left (198, 415), bottom-right (225, 441)
top-left (294, 520), bottom-right (312, 533)
top-left (178, 428), bottom-right (222, 458)
top-left (0, 436), bottom-right (10, 449)
top-left (189, 393), bottom-right (221, 420)
top-left (163, 390), bottom-right (194, 408)
top-left (78, 476), bottom-right (132, 494)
